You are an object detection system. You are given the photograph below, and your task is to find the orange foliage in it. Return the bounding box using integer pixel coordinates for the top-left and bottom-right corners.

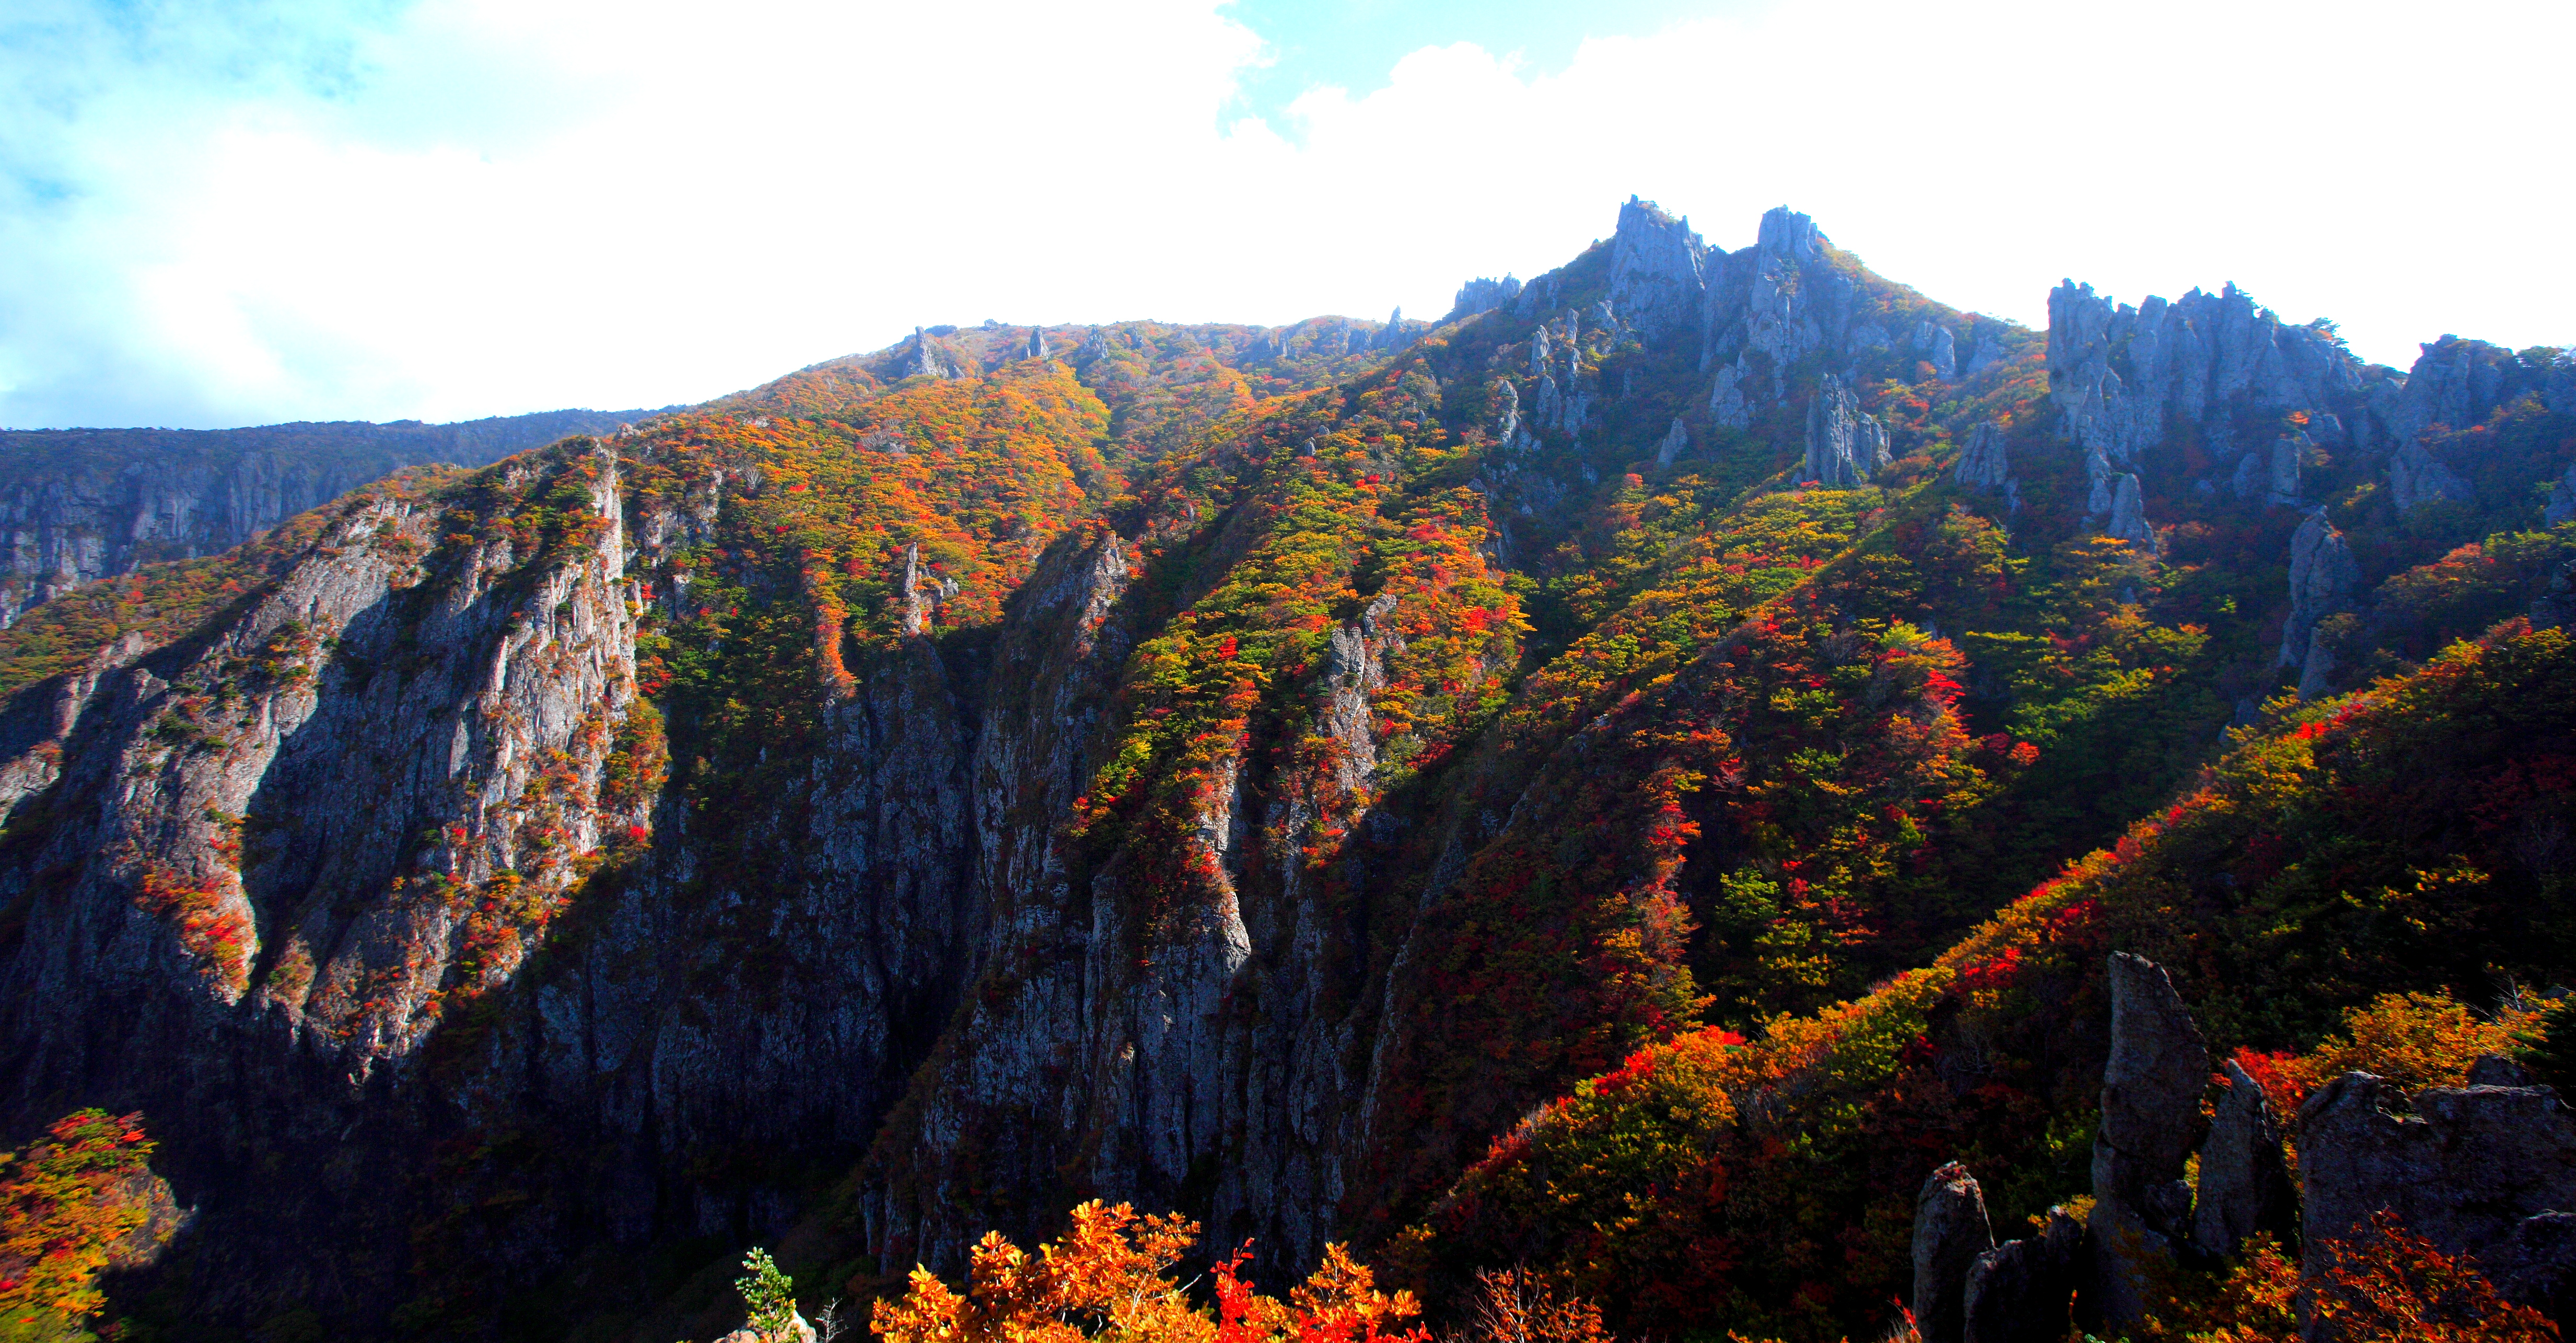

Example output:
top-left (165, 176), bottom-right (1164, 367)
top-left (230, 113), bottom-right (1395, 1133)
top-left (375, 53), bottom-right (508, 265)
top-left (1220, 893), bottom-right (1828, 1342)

top-left (870, 1202), bottom-right (1424, 1343)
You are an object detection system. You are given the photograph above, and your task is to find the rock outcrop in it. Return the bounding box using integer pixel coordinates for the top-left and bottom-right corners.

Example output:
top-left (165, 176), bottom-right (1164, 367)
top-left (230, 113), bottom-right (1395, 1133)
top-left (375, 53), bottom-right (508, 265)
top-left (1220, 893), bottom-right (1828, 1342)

top-left (2102, 475), bottom-right (2156, 550)
top-left (1700, 209), bottom-right (1859, 406)
top-left (2388, 441), bottom-right (2476, 513)
top-left (2090, 952), bottom-right (2209, 1330)
top-left (2297, 1072), bottom-right (2576, 1316)
top-left (2545, 465), bottom-right (2576, 526)
top-left (1963, 1208), bottom-right (2088, 1343)
top-left (1954, 421), bottom-right (2010, 491)
top-left (897, 327), bottom-right (959, 379)
top-left (1913, 1162), bottom-right (1996, 1343)
top-left (1451, 275), bottom-right (1523, 320)
top-left (1805, 373), bottom-right (1890, 487)
top-left (2193, 1058), bottom-right (2298, 1258)
top-left (2280, 513), bottom-right (2359, 670)
top-left (1606, 197), bottom-right (1706, 340)
top-left (1653, 418), bottom-right (1689, 468)
top-left (2388, 335), bottom-right (2576, 446)
top-left (2046, 280), bottom-right (2384, 467)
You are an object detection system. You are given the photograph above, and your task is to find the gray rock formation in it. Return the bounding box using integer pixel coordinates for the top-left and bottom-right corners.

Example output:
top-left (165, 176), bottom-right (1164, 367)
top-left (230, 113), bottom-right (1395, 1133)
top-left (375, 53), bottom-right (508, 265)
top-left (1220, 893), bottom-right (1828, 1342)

top-left (1918, 322), bottom-right (1958, 380)
top-left (1914, 1162), bottom-right (1996, 1343)
top-left (1025, 327), bottom-right (1051, 360)
top-left (2193, 1058), bottom-right (2297, 1257)
top-left (1954, 421), bottom-right (2010, 491)
top-left (2047, 281), bottom-right (2383, 467)
top-left (1963, 334), bottom-right (2013, 378)
top-left (2230, 451), bottom-right (2267, 501)
top-left (2472, 1053), bottom-right (2539, 1087)
top-left (2102, 475), bottom-right (2156, 550)
top-left (2547, 465), bottom-right (2576, 526)
top-left (1653, 418), bottom-right (1689, 469)
top-left (2500, 1212), bottom-right (2576, 1323)
top-left (1373, 307), bottom-right (1411, 351)
top-left (1701, 209), bottom-right (1857, 407)
top-left (1451, 275), bottom-right (1523, 320)
top-left (2388, 335), bottom-right (2576, 446)
top-left (2297, 1072), bottom-right (2576, 1313)
top-left (2091, 952), bottom-right (2208, 1330)
top-left (1964, 1207), bottom-right (2088, 1343)
top-left (897, 327), bottom-right (959, 379)
top-left (2388, 441), bottom-right (2475, 513)
top-left (1606, 197), bottom-right (1706, 340)
top-left (2265, 435), bottom-right (2304, 506)
top-left (1805, 373), bottom-right (1890, 488)
top-left (2280, 513), bottom-right (2359, 668)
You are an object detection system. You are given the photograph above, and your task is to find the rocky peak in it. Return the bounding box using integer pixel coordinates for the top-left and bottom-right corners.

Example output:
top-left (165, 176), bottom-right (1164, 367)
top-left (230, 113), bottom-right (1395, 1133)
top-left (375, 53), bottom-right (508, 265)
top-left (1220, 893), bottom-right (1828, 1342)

top-left (1756, 205), bottom-right (1822, 263)
top-left (1606, 195), bottom-right (1706, 339)
top-left (2388, 334), bottom-right (2576, 447)
top-left (2046, 280), bottom-right (2380, 470)
top-left (1700, 207), bottom-right (1864, 421)
top-left (1451, 275), bottom-right (1522, 321)
top-left (898, 327), bottom-right (959, 380)
top-left (1024, 327), bottom-right (1050, 360)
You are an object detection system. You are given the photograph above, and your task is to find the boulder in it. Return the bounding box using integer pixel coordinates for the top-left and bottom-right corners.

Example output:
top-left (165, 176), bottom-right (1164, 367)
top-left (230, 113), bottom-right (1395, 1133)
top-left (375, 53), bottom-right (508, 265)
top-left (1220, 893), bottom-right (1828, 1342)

top-left (1913, 1162), bottom-right (1996, 1343)
top-left (2193, 1058), bottom-right (2298, 1257)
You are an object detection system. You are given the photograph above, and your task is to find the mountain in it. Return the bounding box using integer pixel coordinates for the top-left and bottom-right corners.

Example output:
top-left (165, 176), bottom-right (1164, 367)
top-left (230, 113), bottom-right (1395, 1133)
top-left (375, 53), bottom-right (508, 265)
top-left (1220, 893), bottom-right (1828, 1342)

top-left (0, 409), bottom-right (663, 628)
top-left (0, 198), bottom-right (2570, 1343)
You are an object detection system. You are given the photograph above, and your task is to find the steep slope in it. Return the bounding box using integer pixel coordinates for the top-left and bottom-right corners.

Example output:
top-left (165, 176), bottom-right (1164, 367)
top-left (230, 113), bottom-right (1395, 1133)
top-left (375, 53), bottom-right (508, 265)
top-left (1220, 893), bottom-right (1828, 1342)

top-left (0, 195), bottom-right (2567, 1342)
top-left (0, 408), bottom-right (654, 628)
top-left (1423, 616), bottom-right (2576, 1341)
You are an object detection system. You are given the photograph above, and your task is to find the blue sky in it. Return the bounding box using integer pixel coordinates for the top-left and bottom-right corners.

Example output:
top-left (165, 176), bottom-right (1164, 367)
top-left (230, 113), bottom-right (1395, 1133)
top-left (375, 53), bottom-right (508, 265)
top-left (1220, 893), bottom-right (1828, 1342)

top-left (2, 0), bottom-right (2569, 430)
top-left (1225, 0), bottom-right (1724, 123)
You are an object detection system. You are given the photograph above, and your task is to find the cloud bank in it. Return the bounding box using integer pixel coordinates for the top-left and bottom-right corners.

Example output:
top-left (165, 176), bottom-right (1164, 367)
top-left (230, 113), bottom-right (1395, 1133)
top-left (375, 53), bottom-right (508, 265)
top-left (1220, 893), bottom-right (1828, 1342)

top-left (2, 0), bottom-right (2567, 428)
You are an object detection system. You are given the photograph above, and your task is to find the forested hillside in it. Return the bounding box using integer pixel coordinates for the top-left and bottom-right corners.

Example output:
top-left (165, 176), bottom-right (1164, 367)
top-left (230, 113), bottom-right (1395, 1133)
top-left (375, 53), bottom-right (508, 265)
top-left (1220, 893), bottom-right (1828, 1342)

top-left (0, 198), bottom-right (2568, 1343)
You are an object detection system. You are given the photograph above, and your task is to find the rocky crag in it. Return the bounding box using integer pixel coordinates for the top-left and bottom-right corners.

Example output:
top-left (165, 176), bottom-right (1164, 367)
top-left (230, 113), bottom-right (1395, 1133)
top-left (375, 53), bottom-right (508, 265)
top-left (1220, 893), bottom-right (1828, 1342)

top-left (0, 196), bottom-right (2569, 1342)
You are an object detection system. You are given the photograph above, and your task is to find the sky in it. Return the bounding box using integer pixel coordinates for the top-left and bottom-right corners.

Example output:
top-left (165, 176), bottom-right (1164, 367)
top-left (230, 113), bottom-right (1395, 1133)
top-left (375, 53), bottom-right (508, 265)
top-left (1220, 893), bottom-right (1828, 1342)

top-left (1, 0), bottom-right (2569, 430)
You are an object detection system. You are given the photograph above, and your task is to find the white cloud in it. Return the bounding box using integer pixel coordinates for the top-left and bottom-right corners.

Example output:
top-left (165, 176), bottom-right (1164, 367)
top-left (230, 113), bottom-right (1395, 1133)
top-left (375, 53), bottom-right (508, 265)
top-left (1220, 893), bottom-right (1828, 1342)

top-left (2, 0), bottom-right (2568, 427)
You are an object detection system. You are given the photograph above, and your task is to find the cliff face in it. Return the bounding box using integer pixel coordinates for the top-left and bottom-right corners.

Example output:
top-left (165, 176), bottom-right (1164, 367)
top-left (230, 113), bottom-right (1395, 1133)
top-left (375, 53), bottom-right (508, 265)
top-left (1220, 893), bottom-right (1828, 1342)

top-left (0, 197), bottom-right (2570, 1341)
top-left (0, 408), bottom-right (646, 628)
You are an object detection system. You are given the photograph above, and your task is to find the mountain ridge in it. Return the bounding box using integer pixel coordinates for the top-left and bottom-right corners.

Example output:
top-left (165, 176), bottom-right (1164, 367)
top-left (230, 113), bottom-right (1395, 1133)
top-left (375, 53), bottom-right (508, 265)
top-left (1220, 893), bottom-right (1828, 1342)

top-left (0, 196), bottom-right (2567, 1342)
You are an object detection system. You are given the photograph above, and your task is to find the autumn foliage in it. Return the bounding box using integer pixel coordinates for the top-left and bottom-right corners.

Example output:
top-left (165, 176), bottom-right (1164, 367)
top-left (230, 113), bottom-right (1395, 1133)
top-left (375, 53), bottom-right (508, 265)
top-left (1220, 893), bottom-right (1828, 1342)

top-left (0, 1110), bottom-right (162, 1330)
top-left (870, 1202), bottom-right (1427, 1343)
